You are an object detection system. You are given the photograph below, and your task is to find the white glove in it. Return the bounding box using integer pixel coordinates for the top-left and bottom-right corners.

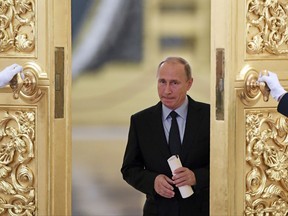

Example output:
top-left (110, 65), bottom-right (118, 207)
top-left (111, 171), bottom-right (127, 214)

top-left (0, 64), bottom-right (23, 88)
top-left (258, 71), bottom-right (286, 101)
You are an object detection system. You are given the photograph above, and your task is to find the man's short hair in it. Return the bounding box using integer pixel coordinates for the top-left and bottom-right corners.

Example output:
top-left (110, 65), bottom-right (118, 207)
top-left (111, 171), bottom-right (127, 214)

top-left (157, 56), bottom-right (192, 80)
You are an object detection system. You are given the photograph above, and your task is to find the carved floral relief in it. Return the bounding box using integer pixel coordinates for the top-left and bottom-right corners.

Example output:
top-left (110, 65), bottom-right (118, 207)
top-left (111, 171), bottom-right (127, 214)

top-left (245, 111), bottom-right (288, 215)
top-left (0, 110), bottom-right (36, 216)
top-left (0, 0), bottom-right (35, 53)
top-left (246, 0), bottom-right (288, 55)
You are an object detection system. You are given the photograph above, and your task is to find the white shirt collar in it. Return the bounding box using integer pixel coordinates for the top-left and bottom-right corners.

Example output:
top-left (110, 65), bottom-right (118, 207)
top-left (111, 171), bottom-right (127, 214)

top-left (162, 96), bottom-right (189, 120)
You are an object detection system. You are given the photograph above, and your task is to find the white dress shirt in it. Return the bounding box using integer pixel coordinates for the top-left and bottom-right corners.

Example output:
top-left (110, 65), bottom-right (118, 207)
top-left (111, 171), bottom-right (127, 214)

top-left (162, 96), bottom-right (189, 143)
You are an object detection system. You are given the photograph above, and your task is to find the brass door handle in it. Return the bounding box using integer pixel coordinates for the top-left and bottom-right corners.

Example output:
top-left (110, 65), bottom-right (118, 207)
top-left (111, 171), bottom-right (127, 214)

top-left (257, 69), bottom-right (271, 102)
top-left (240, 67), bottom-right (270, 105)
top-left (246, 69), bottom-right (270, 102)
top-left (9, 62), bottom-right (44, 103)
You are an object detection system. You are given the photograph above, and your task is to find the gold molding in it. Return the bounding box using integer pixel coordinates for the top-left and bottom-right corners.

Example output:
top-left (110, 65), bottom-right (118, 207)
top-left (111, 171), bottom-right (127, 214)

top-left (0, 0), bottom-right (35, 54)
top-left (0, 110), bottom-right (36, 215)
top-left (246, 0), bottom-right (288, 55)
top-left (245, 110), bottom-right (288, 215)
top-left (10, 62), bottom-right (44, 104)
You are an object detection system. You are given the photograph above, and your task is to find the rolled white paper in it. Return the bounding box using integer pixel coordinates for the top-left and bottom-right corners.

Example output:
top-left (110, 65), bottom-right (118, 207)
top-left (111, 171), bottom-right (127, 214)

top-left (167, 155), bottom-right (194, 198)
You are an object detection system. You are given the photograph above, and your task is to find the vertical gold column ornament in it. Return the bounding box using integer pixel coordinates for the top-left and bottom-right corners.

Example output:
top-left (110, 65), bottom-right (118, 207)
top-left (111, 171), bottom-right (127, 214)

top-left (0, 110), bottom-right (36, 215)
top-left (246, 0), bottom-right (288, 55)
top-left (0, 0), bottom-right (35, 54)
top-left (245, 111), bottom-right (288, 215)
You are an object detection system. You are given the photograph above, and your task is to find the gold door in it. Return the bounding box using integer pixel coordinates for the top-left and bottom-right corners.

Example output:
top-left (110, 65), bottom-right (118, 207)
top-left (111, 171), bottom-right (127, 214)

top-left (211, 0), bottom-right (288, 215)
top-left (0, 0), bottom-right (71, 215)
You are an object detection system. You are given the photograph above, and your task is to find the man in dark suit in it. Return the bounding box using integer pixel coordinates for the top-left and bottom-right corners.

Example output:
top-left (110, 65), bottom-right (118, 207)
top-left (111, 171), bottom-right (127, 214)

top-left (258, 71), bottom-right (288, 117)
top-left (121, 57), bottom-right (210, 216)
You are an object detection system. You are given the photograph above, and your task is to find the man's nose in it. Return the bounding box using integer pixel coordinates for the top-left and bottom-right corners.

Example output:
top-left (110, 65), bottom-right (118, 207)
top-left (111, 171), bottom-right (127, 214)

top-left (164, 84), bottom-right (172, 94)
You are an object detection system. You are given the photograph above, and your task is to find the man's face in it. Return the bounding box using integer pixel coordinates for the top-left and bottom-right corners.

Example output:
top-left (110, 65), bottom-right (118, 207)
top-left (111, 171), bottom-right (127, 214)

top-left (157, 62), bottom-right (193, 110)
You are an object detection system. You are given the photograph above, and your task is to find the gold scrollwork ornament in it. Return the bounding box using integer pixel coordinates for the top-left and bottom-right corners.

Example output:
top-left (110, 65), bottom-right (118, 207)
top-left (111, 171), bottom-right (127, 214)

top-left (0, 110), bottom-right (36, 215)
top-left (245, 112), bottom-right (288, 215)
top-left (246, 0), bottom-right (288, 55)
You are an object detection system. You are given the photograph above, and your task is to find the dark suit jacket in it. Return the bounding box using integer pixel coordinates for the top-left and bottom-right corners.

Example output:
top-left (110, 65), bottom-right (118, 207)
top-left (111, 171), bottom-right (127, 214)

top-left (278, 93), bottom-right (288, 117)
top-left (121, 96), bottom-right (210, 216)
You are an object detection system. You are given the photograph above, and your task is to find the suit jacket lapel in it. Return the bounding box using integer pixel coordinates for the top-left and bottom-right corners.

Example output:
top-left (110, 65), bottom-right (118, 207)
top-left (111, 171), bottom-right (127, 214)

top-left (151, 102), bottom-right (171, 159)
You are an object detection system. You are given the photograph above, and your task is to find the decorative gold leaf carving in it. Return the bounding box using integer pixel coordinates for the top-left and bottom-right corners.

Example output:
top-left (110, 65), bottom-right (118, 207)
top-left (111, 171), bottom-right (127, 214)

top-left (0, 110), bottom-right (35, 215)
top-left (246, 167), bottom-right (266, 196)
top-left (246, 0), bottom-right (288, 55)
top-left (262, 184), bottom-right (286, 200)
top-left (0, 180), bottom-right (16, 195)
top-left (0, 139), bottom-right (15, 164)
top-left (0, 197), bottom-right (6, 214)
top-left (0, 165), bottom-right (11, 178)
top-left (0, 0), bottom-right (35, 54)
top-left (245, 111), bottom-right (288, 215)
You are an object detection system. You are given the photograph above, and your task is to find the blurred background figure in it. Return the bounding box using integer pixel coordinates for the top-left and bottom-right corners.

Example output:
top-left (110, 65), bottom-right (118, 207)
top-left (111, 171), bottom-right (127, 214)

top-left (71, 0), bottom-right (210, 215)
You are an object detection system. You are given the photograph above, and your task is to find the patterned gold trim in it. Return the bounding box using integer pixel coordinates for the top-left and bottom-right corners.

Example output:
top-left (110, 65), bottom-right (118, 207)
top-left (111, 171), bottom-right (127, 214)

top-left (0, 0), bottom-right (35, 54)
top-left (246, 0), bottom-right (288, 55)
top-left (245, 111), bottom-right (288, 215)
top-left (0, 110), bottom-right (36, 215)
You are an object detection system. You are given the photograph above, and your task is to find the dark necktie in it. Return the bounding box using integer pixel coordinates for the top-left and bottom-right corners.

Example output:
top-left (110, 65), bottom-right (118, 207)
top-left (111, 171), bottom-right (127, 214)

top-left (169, 111), bottom-right (181, 155)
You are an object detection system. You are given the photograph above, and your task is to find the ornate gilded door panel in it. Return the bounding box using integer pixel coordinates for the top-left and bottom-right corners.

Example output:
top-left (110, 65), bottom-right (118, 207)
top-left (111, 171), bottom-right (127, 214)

top-left (211, 0), bottom-right (288, 215)
top-left (0, 1), bottom-right (71, 215)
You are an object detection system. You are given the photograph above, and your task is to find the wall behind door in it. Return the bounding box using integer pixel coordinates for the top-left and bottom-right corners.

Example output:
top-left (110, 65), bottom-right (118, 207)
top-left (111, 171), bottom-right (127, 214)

top-left (71, 0), bottom-right (210, 215)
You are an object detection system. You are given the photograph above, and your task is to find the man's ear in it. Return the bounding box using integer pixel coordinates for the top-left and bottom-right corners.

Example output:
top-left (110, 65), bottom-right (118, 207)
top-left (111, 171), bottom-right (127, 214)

top-left (187, 78), bottom-right (193, 90)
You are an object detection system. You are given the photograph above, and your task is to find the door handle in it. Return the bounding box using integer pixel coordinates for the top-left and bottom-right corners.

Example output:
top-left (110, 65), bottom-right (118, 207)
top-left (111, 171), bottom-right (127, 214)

top-left (240, 67), bottom-right (270, 106)
top-left (256, 70), bottom-right (271, 101)
top-left (9, 62), bottom-right (44, 103)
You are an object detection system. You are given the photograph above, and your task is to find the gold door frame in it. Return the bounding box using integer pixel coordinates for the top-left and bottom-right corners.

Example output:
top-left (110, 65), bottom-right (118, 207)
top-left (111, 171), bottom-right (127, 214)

top-left (0, 0), bottom-right (71, 215)
top-left (211, 0), bottom-right (288, 215)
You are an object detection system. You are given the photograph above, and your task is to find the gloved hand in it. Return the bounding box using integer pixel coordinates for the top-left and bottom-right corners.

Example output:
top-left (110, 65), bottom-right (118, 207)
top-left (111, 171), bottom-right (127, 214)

top-left (0, 64), bottom-right (23, 88)
top-left (258, 71), bottom-right (286, 101)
